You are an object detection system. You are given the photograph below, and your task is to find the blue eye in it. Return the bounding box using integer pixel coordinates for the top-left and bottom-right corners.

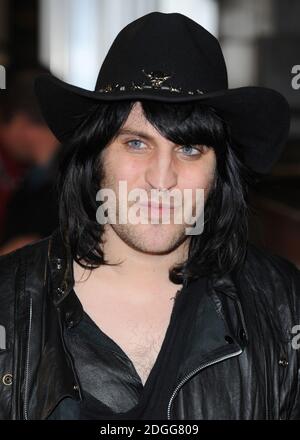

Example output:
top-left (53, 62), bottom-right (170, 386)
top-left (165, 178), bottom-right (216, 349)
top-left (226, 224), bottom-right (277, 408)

top-left (179, 145), bottom-right (202, 156)
top-left (127, 139), bottom-right (145, 150)
top-left (125, 140), bottom-right (205, 156)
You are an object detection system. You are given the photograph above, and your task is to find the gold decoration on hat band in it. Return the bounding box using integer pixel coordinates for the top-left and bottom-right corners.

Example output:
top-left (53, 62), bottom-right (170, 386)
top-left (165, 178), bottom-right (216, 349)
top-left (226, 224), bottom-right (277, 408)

top-left (97, 69), bottom-right (204, 95)
top-left (143, 70), bottom-right (172, 88)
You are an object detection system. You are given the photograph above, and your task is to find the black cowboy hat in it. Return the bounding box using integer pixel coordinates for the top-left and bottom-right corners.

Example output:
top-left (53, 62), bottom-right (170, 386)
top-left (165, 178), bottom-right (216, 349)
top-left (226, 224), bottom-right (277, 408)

top-left (34, 11), bottom-right (290, 174)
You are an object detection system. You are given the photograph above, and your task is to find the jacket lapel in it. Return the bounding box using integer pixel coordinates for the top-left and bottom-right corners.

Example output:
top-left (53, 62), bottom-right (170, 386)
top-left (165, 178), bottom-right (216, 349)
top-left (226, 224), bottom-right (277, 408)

top-left (175, 272), bottom-right (248, 383)
top-left (29, 228), bottom-right (81, 420)
top-left (166, 272), bottom-right (248, 419)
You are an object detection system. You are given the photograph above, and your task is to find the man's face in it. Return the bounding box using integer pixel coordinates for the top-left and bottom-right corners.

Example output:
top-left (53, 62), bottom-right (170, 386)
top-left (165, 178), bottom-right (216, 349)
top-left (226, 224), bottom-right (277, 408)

top-left (99, 101), bottom-right (217, 255)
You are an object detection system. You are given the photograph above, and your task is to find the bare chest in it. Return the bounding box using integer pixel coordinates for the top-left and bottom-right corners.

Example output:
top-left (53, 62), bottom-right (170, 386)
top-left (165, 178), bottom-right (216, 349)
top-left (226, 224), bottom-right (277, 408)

top-left (78, 291), bottom-right (177, 386)
top-left (89, 304), bottom-right (175, 386)
top-left (73, 262), bottom-right (182, 386)
top-left (118, 319), bottom-right (170, 386)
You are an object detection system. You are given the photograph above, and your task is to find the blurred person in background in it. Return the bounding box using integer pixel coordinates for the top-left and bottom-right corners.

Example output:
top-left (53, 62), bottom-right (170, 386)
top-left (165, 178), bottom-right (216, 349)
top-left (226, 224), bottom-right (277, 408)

top-left (0, 67), bottom-right (61, 255)
top-left (0, 94), bottom-right (30, 241)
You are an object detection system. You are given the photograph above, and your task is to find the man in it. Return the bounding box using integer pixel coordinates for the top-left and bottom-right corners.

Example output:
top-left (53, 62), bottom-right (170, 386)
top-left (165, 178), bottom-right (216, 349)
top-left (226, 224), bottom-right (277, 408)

top-left (0, 12), bottom-right (299, 420)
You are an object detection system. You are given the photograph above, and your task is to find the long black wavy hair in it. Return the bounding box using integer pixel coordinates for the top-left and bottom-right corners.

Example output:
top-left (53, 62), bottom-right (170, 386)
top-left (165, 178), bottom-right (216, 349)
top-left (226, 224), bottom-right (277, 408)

top-left (55, 99), bottom-right (261, 284)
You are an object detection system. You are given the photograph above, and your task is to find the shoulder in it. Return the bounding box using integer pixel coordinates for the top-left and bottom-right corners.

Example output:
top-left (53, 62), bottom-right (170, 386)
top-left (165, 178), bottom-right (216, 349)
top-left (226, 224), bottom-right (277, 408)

top-left (0, 234), bottom-right (53, 302)
top-left (241, 245), bottom-right (300, 419)
top-left (0, 234), bottom-right (54, 358)
top-left (240, 241), bottom-right (300, 327)
top-left (244, 241), bottom-right (299, 293)
top-left (0, 235), bottom-right (51, 270)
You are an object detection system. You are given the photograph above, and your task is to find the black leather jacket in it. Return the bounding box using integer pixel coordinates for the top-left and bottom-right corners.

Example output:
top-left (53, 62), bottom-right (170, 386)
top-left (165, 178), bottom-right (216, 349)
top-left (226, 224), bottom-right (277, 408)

top-left (0, 227), bottom-right (299, 420)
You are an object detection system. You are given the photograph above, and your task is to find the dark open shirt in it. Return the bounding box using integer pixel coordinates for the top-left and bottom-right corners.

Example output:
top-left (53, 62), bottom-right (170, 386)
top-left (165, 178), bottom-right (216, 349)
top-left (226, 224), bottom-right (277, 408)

top-left (47, 276), bottom-right (207, 420)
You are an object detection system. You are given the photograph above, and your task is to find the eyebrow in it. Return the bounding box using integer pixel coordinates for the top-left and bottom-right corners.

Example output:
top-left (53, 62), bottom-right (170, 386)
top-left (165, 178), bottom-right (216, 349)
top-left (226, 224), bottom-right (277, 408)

top-left (116, 128), bottom-right (154, 141)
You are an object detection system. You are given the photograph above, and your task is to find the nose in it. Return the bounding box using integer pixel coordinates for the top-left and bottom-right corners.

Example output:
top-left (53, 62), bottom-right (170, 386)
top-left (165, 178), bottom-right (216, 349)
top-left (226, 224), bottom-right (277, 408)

top-left (145, 148), bottom-right (177, 191)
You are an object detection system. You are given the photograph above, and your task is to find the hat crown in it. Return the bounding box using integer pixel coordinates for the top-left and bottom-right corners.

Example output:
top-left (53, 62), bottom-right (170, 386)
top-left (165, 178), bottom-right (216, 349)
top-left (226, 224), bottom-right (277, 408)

top-left (95, 12), bottom-right (228, 94)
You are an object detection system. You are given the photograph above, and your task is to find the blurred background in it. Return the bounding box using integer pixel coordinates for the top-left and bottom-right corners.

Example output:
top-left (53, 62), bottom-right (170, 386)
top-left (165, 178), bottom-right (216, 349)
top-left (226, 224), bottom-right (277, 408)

top-left (0, 0), bottom-right (299, 267)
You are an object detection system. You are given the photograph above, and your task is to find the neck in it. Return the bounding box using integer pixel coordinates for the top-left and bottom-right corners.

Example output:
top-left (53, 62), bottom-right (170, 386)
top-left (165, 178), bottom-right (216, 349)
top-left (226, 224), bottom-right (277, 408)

top-left (100, 225), bottom-right (189, 286)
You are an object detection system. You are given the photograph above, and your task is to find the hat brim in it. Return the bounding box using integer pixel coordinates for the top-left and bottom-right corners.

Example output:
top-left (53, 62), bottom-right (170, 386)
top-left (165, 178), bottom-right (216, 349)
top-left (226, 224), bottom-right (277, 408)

top-left (35, 73), bottom-right (290, 174)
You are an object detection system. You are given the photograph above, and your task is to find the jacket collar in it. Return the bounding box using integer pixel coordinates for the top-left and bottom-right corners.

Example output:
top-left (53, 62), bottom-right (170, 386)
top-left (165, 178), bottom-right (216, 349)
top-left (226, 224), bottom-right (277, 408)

top-left (35, 227), bottom-right (249, 419)
top-left (175, 271), bottom-right (248, 384)
top-left (48, 227), bottom-right (84, 325)
top-left (29, 228), bottom-right (82, 420)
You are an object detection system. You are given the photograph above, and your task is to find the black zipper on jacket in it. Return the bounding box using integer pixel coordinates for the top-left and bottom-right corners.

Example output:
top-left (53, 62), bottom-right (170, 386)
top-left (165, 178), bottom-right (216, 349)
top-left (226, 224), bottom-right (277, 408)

top-left (167, 346), bottom-right (243, 420)
top-left (23, 295), bottom-right (33, 420)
